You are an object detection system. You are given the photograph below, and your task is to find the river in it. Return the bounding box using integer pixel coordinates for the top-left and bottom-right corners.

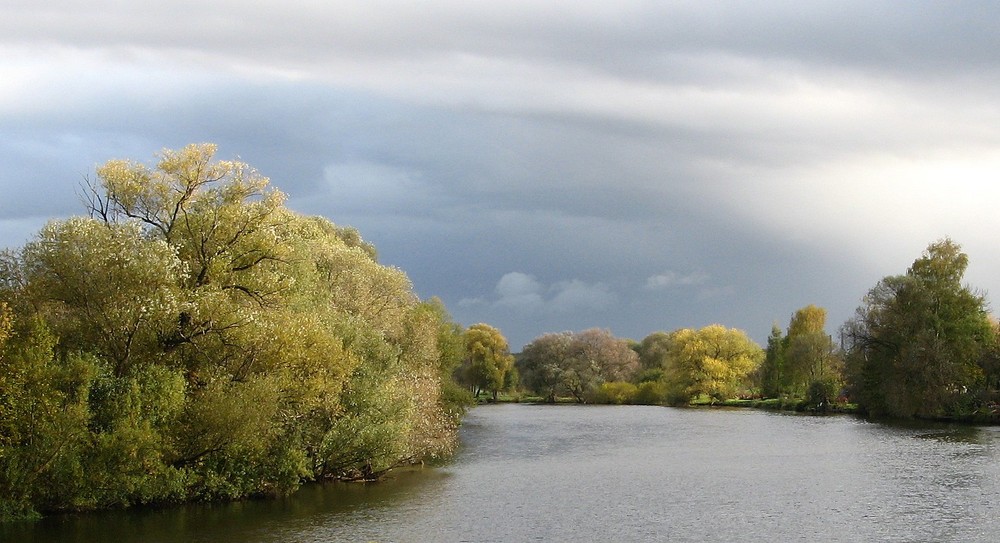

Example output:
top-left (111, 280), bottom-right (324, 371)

top-left (5, 404), bottom-right (1000, 542)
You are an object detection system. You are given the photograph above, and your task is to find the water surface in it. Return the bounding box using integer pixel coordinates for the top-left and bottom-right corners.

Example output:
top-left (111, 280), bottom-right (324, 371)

top-left (6, 404), bottom-right (1000, 542)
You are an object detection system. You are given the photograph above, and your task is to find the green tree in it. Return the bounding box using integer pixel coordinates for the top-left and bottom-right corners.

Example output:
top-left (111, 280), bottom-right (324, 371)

top-left (0, 316), bottom-right (101, 519)
top-left (636, 331), bottom-right (673, 370)
top-left (518, 332), bottom-right (573, 403)
top-left (0, 144), bottom-right (471, 519)
top-left (757, 324), bottom-right (785, 397)
top-left (462, 323), bottom-right (514, 400)
top-left (757, 306), bottom-right (843, 401)
top-left (419, 297), bottom-right (474, 418)
top-left (785, 330), bottom-right (840, 401)
top-left (843, 239), bottom-right (991, 418)
top-left (782, 305), bottom-right (840, 398)
top-left (19, 218), bottom-right (184, 376)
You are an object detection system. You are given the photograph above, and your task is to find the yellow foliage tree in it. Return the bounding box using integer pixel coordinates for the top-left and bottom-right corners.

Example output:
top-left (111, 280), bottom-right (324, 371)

top-left (463, 323), bottom-right (514, 400)
top-left (663, 324), bottom-right (763, 404)
top-left (0, 143), bottom-right (471, 518)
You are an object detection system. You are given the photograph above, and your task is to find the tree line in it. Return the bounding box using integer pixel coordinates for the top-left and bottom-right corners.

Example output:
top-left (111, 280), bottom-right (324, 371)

top-left (483, 239), bottom-right (1000, 424)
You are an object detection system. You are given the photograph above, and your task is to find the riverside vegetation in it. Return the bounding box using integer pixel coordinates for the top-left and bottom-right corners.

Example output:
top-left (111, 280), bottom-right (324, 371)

top-left (508, 239), bottom-right (1000, 423)
top-left (0, 144), bottom-right (482, 521)
top-left (4, 144), bottom-right (1000, 522)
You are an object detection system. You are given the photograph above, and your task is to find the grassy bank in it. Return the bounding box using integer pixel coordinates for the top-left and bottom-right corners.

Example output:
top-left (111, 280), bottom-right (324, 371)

top-left (473, 392), bottom-right (860, 414)
top-left (710, 397), bottom-right (859, 414)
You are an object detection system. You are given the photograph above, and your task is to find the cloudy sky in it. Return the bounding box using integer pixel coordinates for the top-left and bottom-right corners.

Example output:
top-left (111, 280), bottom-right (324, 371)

top-left (4, 1), bottom-right (1000, 349)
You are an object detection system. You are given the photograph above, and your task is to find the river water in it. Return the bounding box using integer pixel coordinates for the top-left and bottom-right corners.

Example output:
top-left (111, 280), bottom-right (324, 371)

top-left (6, 404), bottom-right (1000, 542)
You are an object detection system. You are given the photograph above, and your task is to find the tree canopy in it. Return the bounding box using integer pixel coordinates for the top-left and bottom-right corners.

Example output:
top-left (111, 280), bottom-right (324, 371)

top-left (518, 328), bottom-right (640, 402)
top-left (756, 305), bottom-right (841, 403)
top-left (460, 323), bottom-right (515, 400)
top-left (0, 144), bottom-right (469, 520)
top-left (843, 239), bottom-right (993, 418)
top-left (662, 325), bottom-right (763, 405)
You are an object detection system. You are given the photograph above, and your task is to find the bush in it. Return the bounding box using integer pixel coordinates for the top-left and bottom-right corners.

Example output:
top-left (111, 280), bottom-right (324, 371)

top-left (633, 381), bottom-right (666, 405)
top-left (806, 377), bottom-right (842, 411)
top-left (588, 381), bottom-right (638, 404)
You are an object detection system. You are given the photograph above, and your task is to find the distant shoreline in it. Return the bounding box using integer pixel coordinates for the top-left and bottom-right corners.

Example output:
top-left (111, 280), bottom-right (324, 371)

top-left (474, 395), bottom-right (1000, 425)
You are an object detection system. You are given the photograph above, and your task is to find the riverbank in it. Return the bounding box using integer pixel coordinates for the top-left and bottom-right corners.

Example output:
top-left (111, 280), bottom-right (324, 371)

top-left (711, 397), bottom-right (859, 414)
top-left (475, 393), bottom-right (857, 413)
top-left (474, 392), bottom-right (1000, 425)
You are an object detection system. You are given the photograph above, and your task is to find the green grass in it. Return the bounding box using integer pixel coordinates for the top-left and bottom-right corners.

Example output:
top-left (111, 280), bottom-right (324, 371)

top-left (472, 391), bottom-right (860, 414)
top-left (473, 393), bottom-right (583, 404)
top-left (716, 397), bottom-right (858, 414)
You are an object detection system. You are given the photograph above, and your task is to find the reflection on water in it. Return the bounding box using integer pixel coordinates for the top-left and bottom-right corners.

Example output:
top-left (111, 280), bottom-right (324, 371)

top-left (914, 426), bottom-right (984, 445)
top-left (5, 405), bottom-right (1000, 542)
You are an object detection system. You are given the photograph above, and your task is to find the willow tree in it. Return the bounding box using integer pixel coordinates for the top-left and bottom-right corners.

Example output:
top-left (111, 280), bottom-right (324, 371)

top-left (663, 325), bottom-right (763, 405)
top-left (637, 331), bottom-right (673, 368)
top-left (0, 143), bottom-right (468, 519)
top-left (843, 239), bottom-right (992, 418)
top-left (518, 331), bottom-right (574, 403)
top-left (78, 144), bottom-right (324, 497)
top-left (517, 329), bottom-right (640, 403)
top-left (462, 323), bottom-right (514, 400)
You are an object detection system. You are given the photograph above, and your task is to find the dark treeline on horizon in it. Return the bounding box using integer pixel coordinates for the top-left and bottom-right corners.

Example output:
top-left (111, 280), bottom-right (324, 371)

top-left (484, 238), bottom-right (1000, 425)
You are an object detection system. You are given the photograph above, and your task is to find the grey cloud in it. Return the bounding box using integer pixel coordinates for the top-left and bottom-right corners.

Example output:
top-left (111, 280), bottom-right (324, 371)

top-left (319, 161), bottom-right (443, 215)
top-left (474, 272), bottom-right (615, 315)
top-left (495, 272), bottom-right (541, 297)
top-left (6, 1), bottom-right (1000, 353)
top-left (645, 271), bottom-right (710, 290)
top-left (494, 272), bottom-right (545, 310)
top-left (9, 1), bottom-right (1000, 79)
top-left (549, 279), bottom-right (616, 312)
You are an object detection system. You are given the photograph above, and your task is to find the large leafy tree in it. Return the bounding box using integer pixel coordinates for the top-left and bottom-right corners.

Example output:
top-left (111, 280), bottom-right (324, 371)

top-left (562, 328), bottom-right (640, 402)
top-left (518, 332), bottom-right (573, 403)
top-left (756, 305), bottom-right (842, 403)
top-left (662, 325), bottom-right (763, 405)
top-left (20, 219), bottom-right (184, 375)
top-left (0, 144), bottom-right (468, 519)
top-left (518, 329), bottom-right (639, 403)
top-left (636, 332), bottom-right (673, 367)
top-left (843, 239), bottom-right (992, 418)
top-left (0, 315), bottom-right (98, 519)
top-left (782, 305), bottom-right (839, 398)
top-left (461, 323), bottom-right (514, 400)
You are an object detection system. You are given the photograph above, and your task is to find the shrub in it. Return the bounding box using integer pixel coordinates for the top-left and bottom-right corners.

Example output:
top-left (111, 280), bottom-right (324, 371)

top-left (806, 377), bottom-right (842, 411)
top-left (588, 381), bottom-right (637, 404)
top-left (633, 381), bottom-right (666, 405)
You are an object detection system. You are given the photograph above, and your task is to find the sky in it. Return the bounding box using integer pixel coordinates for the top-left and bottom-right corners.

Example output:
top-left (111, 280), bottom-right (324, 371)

top-left (4, 1), bottom-right (1000, 350)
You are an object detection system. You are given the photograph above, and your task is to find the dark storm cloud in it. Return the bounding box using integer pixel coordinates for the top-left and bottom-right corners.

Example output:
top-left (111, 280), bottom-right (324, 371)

top-left (9, 1), bottom-right (1000, 77)
top-left (5, 1), bottom-right (1000, 348)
